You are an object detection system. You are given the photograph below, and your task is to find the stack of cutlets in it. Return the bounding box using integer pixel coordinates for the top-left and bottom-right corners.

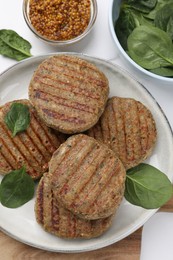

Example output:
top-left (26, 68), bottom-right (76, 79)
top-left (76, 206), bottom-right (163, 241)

top-left (35, 135), bottom-right (125, 238)
top-left (0, 54), bottom-right (157, 239)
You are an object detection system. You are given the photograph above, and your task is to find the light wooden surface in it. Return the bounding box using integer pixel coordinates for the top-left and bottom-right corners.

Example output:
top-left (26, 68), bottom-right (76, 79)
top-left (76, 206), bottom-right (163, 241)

top-left (0, 196), bottom-right (173, 260)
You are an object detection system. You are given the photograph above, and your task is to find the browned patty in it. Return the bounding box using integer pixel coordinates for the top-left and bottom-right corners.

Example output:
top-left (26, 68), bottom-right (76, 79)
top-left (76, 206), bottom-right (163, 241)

top-left (28, 55), bottom-right (109, 134)
top-left (35, 173), bottom-right (114, 239)
top-left (0, 99), bottom-right (66, 179)
top-left (86, 97), bottom-right (157, 169)
top-left (49, 134), bottom-right (126, 220)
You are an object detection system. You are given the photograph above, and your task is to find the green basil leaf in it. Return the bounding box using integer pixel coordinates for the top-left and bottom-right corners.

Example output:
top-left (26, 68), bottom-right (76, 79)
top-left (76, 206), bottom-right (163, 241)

top-left (127, 25), bottom-right (173, 69)
top-left (0, 167), bottom-right (35, 208)
top-left (0, 29), bottom-right (32, 61)
top-left (4, 103), bottom-right (30, 136)
top-left (125, 163), bottom-right (173, 209)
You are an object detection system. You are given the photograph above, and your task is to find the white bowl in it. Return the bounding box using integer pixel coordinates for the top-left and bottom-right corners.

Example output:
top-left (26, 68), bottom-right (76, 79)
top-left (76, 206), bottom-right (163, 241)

top-left (108, 0), bottom-right (173, 84)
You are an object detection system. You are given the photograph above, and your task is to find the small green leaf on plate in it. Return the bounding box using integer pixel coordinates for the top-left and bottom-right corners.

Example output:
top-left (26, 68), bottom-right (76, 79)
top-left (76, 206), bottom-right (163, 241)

top-left (0, 166), bottom-right (35, 208)
top-left (4, 103), bottom-right (30, 136)
top-left (125, 163), bottom-right (173, 209)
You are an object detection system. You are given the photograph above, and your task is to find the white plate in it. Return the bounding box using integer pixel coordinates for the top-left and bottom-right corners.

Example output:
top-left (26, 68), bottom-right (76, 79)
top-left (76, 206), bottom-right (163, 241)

top-left (0, 53), bottom-right (173, 253)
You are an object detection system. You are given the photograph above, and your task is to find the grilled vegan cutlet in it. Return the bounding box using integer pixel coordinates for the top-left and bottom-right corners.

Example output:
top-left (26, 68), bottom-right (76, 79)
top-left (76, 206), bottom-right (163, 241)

top-left (0, 99), bottom-right (65, 179)
top-left (86, 97), bottom-right (157, 169)
top-left (28, 55), bottom-right (109, 134)
top-left (49, 134), bottom-right (126, 220)
top-left (35, 173), bottom-right (114, 239)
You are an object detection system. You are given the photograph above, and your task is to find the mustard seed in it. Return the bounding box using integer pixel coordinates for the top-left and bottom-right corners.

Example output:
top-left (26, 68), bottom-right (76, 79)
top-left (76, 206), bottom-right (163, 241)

top-left (29, 0), bottom-right (91, 41)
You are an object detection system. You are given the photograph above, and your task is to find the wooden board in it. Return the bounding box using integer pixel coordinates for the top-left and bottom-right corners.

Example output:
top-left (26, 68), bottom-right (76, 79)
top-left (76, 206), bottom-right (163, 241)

top-left (0, 196), bottom-right (173, 260)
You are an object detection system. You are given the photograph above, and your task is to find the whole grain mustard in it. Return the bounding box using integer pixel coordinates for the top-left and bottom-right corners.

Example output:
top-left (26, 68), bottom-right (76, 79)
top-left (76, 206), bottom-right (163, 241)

top-left (29, 0), bottom-right (91, 41)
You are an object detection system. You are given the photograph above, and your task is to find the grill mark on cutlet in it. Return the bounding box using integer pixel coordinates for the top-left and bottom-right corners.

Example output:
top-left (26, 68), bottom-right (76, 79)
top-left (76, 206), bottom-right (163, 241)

top-left (0, 140), bottom-right (15, 170)
top-left (0, 103), bottom-right (61, 177)
top-left (0, 123), bottom-right (34, 171)
top-left (83, 167), bottom-right (121, 216)
top-left (111, 98), bottom-right (156, 168)
top-left (29, 56), bottom-right (109, 134)
top-left (129, 100), bottom-right (143, 161)
top-left (114, 98), bottom-right (128, 166)
top-left (51, 199), bottom-right (60, 232)
top-left (42, 108), bottom-right (87, 124)
top-left (49, 135), bottom-right (84, 176)
top-left (0, 122), bottom-right (41, 176)
top-left (29, 113), bottom-right (58, 156)
top-left (36, 171), bottom-right (114, 238)
top-left (52, 138), bottom-right (96, 193)
top-left (73, 154), bottom-right (117, 213)
top-left (9, 132), bottom-right (44, 169)
top-left (33, 114), bottom-right (63, 150)
top-left (33, 90), bottom-right (97, 115)
top-left (107, 99), bottom-right (119, 155)
top-left (124, 100), bottom-right (135, 162)
top-left (45, 64), bottom-right (105, 89)
top-left (60, 144), bottom-right (107, 204)
top-left (19, 130), bottom-right (47, 165)
top-left (138, 102), bottom-right (152, 154)
top-left (33, 72), bottom-right (101, 101)
top-left (50, 55), bottom-right (107, 86)
top-left (95, 162), bottom-right (125, 207)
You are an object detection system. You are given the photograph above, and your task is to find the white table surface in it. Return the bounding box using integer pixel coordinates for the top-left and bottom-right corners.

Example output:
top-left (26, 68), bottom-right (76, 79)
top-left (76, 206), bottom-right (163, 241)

top-left (0, 1), bottom-right (173, 259)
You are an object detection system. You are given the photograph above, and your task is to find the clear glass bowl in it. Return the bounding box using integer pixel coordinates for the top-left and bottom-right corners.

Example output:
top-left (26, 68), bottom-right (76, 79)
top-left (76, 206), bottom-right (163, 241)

top-left (23, 0), bottom-right (97, 46)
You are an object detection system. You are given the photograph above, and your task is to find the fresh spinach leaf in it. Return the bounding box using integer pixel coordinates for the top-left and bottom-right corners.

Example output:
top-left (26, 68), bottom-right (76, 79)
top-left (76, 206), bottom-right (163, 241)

top-left (123, 0), bottom-right (157, 14)
top-left (127, 25), bottom-right (173, 69)
top-left (167, 15), bottom-right (173, 41)
top-left (115, 8), bottom-right (153, 50)
top-left (125, 163), bottom-right (173, 209)
top-left (144, 0), bottom-right (173, 20)
top-left (149, 66), bottom-right (173, 77)
top-left (0, 167), bottom-right (35, 208)
top-left (115, 9), bottom-right (137, 50)
top-left (0, 29), bottom-right (32, 61)
top-left (154, 3), bottom-right (173, 39)
top-left (4, 103), bottom-right (30, 137)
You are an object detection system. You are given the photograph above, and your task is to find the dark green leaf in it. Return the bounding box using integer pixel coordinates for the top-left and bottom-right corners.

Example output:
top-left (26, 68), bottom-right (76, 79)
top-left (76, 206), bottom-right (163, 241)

top-left (0, 167), bottom-right (35, 208)
top-left (125, 163), bottom-right (173, 209)
top-left (149, 66), bottom-right (173, 77)
top-left (167, 15), bottom-right (173, 40)
top-left (0, 29), bottom-right (32, 61)
top-left (144, 0), bottom-right (173, 20)
top-left (115, 9), bottom-right (137, 50)
top-left (123, 0), bottom-right (157, 14)
top-left (154, 3), bottom-right (173, 39)
top-left (115, 8), bottom-right (153, 50)
top-left (127, 25), bottom-right (173, 69)
top-left (4, 103), bottom-right (30, 136)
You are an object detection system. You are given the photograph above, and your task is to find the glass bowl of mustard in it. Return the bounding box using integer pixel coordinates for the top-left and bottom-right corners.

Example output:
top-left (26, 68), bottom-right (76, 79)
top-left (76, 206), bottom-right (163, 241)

top-left (23, 0), bottom-right (97, 46)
